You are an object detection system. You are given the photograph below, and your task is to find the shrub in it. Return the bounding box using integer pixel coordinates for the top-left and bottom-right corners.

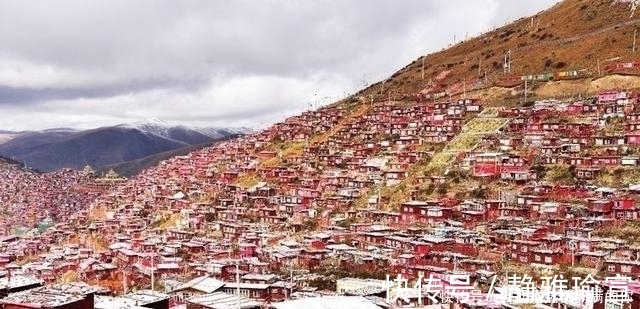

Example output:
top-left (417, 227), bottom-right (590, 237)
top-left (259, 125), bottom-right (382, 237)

top-left (555, 62), bottom-right (567, 69)
top-left (437, 183), bottom-right (449, 196)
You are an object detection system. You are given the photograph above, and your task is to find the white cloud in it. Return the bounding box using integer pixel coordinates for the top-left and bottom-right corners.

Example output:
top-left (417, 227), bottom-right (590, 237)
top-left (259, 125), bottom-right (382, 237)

top-left (0, 73), bottom-right (354, 130)
top-left (0, 0), bottom-right (558, 131)
top-left (0, 57), bottom-right (119, 88)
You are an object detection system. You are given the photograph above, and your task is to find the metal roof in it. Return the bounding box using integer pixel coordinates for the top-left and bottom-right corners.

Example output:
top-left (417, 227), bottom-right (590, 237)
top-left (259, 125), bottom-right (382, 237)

top-left (272, 296), bottom-right (382, 309)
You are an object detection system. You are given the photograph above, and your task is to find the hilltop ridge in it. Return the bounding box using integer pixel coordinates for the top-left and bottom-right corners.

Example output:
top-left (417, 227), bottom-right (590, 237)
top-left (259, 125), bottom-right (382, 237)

top-left (354, 0), bottom-right (640, 102)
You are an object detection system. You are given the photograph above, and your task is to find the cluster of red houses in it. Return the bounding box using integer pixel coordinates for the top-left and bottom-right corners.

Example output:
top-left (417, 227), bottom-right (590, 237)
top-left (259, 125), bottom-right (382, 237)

top-left (0, 87), bottom-right (640, 308)
top-left (0, 163), bottom-right (104, 236)
top-left (460, 90), bottom-right (640, 181)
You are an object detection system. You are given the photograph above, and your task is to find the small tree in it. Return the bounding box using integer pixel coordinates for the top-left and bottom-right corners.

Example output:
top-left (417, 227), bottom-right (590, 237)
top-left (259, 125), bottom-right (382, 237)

top-left (470, 187), bottom-right (487, 199)
top-left (532, 163), bottom-right (547, 179)
top-left (336, 219), bottom-right (352, 229)
top-left (437, 183), bottom-right (449, 196)
top-left (302, 219), bottom-right (319, 231)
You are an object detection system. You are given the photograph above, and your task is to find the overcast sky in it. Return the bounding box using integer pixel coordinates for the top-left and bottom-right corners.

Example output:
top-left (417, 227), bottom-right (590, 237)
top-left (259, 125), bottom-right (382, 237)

top-left (0, 0), bottom-right (558, 131)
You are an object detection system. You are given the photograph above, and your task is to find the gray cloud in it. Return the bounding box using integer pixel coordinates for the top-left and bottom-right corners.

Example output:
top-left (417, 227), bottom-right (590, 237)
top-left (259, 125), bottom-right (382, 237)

top-left (0, 79), bottom-right (198, 104)
top-left (0, 0), bottom-right (558, 130)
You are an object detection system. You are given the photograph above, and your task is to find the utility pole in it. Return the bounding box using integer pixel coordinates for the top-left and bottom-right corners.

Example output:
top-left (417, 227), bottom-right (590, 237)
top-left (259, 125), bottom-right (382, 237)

top-left (634, 28), bottom-right (637, 53)
top-left (524, 78), bottom-right (528, 104)
top-left (463, 78), bottom-right (467, 99)
top-left (314, 93), bottom-right (318, 110)
top-left (289, 265), bottom-right (294, 300)
top-left (569, 240), bottom-right (576, 267)
top-left (530, 17), bottom-right (534, 30)
top-left (123, 268), bottom-right (128, 295)
top-left (150, 253), bottom-right (155, 292)
top-left (504, 50), bottom-right (512, 75)
top-left (236, 259), bottom-right (240, 309)
top-left (421, 57), bottom-right (425, 80)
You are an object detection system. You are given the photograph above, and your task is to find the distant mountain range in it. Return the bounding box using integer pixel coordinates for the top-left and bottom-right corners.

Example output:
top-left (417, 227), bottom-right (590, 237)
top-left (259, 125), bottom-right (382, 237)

top-left (0, 119), bottom-right (252, 173)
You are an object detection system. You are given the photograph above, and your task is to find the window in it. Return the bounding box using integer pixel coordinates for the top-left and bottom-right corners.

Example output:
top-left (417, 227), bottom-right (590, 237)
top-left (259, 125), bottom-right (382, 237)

top-left (544, 256), bottom-right (552, 264)
top-left (535, 255), bottom-right (541, 262)
top-left (605, 302), bottom-right (623, 309)
top-left (621, 265), bottom-right (632, 273)
top-left (608, 265), bottom-right (616, 273)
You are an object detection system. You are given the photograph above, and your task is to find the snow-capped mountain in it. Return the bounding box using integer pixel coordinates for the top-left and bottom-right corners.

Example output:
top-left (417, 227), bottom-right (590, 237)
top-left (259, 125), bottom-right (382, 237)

top-left (117, 118), bottom-right (175, 136)
top-left (0, 119), bottom-right (249, 173)
top-left (193, 126), bottom-right (255, 139)
top-left (117, 118), bottom-right (254, 141)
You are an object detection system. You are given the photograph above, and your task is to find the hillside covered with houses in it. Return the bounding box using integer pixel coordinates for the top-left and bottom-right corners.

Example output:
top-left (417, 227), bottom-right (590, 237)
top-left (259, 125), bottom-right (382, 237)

top-left (3, 1), bottom-right (640, 309)
top-left (0, 85), bottom-right (638, 308)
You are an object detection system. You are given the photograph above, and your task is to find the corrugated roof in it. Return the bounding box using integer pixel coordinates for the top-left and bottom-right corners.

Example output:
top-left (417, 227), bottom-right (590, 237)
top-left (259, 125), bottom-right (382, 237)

top-left (272, 296), bottom-right (382, 309)
top-left (175, 276), bottom-right (225, 294)
top-left (186, 291), bottom-right (262, 309)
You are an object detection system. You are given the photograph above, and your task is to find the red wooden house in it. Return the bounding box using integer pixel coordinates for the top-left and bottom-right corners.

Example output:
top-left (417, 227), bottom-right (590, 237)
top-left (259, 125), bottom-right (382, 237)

top-left (400, 200), bottom-right (452, 225)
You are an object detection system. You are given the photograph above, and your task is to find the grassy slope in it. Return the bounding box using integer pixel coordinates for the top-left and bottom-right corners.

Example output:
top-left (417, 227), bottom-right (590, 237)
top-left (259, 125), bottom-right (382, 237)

top-left (317, 0), bottom-right (640, 207)
top-left (354, 0), bottom-right (640, 100)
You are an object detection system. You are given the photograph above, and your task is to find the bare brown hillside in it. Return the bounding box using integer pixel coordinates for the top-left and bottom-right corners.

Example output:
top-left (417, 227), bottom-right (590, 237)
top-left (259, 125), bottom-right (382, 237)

top-left (356, 0), bottom-right (640, 99)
